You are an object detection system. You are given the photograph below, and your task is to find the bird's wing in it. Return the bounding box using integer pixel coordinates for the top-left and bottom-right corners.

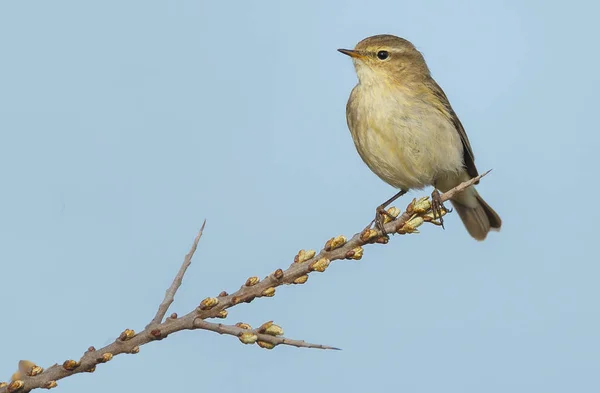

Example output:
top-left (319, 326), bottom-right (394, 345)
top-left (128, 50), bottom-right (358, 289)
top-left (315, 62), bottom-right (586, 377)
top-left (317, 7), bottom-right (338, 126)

top-left (429, 79), bottom-right (479, 179)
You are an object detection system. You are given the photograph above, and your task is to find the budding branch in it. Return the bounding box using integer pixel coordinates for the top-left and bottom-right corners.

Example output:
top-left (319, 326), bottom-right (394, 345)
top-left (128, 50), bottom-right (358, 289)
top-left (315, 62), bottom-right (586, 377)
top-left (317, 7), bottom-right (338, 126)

top-left (0, 171), bottom-right (490, 393)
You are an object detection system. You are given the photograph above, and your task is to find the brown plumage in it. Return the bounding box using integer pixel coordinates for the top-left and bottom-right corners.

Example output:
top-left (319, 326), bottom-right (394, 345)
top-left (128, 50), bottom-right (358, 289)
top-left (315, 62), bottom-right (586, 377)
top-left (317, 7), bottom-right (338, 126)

top-left (340, 34), bottom-right (501, 240)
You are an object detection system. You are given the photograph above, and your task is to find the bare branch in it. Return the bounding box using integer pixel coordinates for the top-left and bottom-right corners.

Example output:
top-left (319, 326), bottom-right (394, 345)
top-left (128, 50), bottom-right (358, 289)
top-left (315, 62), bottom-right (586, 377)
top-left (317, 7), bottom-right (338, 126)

top-left (194, 320), bottom-right (340, 350)
top-left (147, 220), bottom-right (206, 328)
top-left (440, 169), bottom-right (491, 202)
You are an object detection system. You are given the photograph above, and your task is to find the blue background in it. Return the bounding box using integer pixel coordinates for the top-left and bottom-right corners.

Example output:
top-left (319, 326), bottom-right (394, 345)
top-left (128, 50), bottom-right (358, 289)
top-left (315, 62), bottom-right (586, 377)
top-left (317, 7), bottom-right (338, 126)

top-left (1, 1), bottom-right (598, 392)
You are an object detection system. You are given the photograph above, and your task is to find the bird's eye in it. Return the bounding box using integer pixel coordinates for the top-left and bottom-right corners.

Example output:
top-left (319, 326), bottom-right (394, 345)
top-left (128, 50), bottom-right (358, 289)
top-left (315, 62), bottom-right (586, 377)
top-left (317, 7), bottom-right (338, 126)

top-left (376, 50), bottom-right (389, 60)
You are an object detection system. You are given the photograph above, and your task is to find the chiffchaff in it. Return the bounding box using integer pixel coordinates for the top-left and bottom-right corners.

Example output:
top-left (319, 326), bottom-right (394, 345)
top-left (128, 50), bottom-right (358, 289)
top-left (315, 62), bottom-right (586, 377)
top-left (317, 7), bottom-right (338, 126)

top-left (339, 35), bottom-right (501, 240)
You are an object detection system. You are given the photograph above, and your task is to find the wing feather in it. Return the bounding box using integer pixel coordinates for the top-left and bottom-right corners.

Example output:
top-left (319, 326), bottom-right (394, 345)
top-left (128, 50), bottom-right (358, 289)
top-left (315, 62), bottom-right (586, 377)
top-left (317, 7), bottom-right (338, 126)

top-left (428, 79), bottom-right (479, 179)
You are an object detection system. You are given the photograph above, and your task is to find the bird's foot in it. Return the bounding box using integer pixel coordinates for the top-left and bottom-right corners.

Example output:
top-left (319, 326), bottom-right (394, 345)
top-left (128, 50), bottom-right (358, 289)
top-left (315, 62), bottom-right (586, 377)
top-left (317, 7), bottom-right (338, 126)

top-left (372, 206), bottom-right (398, 235)
top-left (431, 189), bottom-right (451, 229)
top-left (364, 189), bottom-right (408, 234)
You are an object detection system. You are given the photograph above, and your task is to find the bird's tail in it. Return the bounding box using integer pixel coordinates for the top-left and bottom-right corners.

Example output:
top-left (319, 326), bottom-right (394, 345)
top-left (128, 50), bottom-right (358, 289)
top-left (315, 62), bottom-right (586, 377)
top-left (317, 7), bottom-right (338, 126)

top-left (450, 188), bottom-right (501, 241)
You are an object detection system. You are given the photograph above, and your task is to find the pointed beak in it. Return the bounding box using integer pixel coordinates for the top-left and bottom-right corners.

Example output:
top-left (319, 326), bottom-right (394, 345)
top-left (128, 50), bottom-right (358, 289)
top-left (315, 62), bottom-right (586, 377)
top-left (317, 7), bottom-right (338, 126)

top-left (337, 49), bottom-right (364, 59)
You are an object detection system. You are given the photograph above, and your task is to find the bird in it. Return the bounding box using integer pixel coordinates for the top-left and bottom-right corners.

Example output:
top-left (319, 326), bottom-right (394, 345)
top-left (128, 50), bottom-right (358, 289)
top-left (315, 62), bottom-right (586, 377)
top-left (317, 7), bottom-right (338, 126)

top-left (338, 34), bottom-right (501, 240)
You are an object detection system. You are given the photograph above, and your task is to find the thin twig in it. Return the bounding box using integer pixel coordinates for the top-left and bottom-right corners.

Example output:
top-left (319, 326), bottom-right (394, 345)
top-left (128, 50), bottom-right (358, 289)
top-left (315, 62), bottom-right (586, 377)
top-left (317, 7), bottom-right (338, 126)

top-left (146, 220), bottom-right (206, 328)
top-left (194, 320), bottom-right (340, 350)
top-left (441, 169), bottom-right (491, 202)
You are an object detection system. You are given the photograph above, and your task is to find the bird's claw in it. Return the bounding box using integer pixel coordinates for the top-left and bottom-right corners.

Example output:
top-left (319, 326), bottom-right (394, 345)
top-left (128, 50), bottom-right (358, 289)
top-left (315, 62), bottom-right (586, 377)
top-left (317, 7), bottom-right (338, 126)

top-left (374, 206), bottom-right (399, 234)
top-left (431, 189), bottom-right (450, 229)
top-left (366, 189), bottom-right (408, 235)
top-left (375, 207), bottom-right (387, 234)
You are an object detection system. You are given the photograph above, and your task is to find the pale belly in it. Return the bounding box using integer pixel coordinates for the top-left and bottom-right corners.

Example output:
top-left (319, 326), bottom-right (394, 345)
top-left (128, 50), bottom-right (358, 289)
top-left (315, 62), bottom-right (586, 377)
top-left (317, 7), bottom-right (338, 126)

top-left (347, 85), bottom-right (464, 190)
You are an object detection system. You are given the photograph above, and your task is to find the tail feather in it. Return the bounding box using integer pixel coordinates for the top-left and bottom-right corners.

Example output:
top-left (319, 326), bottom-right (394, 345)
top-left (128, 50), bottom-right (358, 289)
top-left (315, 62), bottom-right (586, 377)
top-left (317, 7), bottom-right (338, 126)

top-left (451, 191), bottom-right (501, 241)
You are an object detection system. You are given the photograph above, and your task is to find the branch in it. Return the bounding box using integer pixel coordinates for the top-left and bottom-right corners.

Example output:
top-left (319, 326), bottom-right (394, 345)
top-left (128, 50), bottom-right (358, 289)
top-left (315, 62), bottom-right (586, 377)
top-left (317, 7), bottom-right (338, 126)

top-left (441, 169), bottom-right (491, 201)
top-left (194, 320), bottom-right (340, 350)
top-left (146, 220), bottom-right (206, 328)
top-left (0, 172), bottom-right (489, 393)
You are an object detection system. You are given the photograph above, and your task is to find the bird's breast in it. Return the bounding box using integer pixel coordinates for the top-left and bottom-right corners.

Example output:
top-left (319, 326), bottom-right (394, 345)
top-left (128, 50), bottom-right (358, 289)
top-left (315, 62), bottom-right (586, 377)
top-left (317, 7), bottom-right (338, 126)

top-left (346, 82), bottom-right (464, 190)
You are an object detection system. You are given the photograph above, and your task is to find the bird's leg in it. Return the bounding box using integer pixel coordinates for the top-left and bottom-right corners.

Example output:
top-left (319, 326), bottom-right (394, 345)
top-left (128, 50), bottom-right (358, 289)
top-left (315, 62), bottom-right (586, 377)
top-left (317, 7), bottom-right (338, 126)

top-left (430, 188), bottom-right (451, 229)
top-left (369, 189), bottom-right (408, 234)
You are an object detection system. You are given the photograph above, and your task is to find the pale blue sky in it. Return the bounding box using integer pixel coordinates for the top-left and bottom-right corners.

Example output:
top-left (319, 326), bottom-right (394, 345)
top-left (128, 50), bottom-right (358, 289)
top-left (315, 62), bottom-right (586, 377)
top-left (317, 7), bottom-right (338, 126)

top-left (1, 1), bottom-right (598, 392)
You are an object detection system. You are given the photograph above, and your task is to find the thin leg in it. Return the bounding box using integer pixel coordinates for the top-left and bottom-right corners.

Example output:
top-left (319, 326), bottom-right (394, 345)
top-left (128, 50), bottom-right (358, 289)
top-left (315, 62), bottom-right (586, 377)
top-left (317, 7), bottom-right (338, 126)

top-left (370, 189), bottom-right (408, 234)
top-left (431, 188), bottom-right (451, 229)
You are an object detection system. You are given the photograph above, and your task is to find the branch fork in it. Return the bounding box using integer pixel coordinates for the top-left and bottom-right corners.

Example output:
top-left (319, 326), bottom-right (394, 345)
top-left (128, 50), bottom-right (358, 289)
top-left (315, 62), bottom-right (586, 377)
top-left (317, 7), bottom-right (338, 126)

top-left (1, 171), bottom-right (491, 393)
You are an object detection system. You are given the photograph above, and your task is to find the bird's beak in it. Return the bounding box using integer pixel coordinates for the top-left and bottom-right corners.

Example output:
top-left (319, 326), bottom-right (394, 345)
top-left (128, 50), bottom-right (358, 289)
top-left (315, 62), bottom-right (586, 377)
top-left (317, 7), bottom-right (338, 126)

top-left (338, 49), bottom-right (364, 59)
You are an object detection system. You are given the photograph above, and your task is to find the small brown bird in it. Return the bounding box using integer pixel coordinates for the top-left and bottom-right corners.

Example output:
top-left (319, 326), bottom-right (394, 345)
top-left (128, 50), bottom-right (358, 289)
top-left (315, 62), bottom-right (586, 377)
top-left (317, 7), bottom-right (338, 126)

top-left (339, 35), bottom-right (501, 240)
